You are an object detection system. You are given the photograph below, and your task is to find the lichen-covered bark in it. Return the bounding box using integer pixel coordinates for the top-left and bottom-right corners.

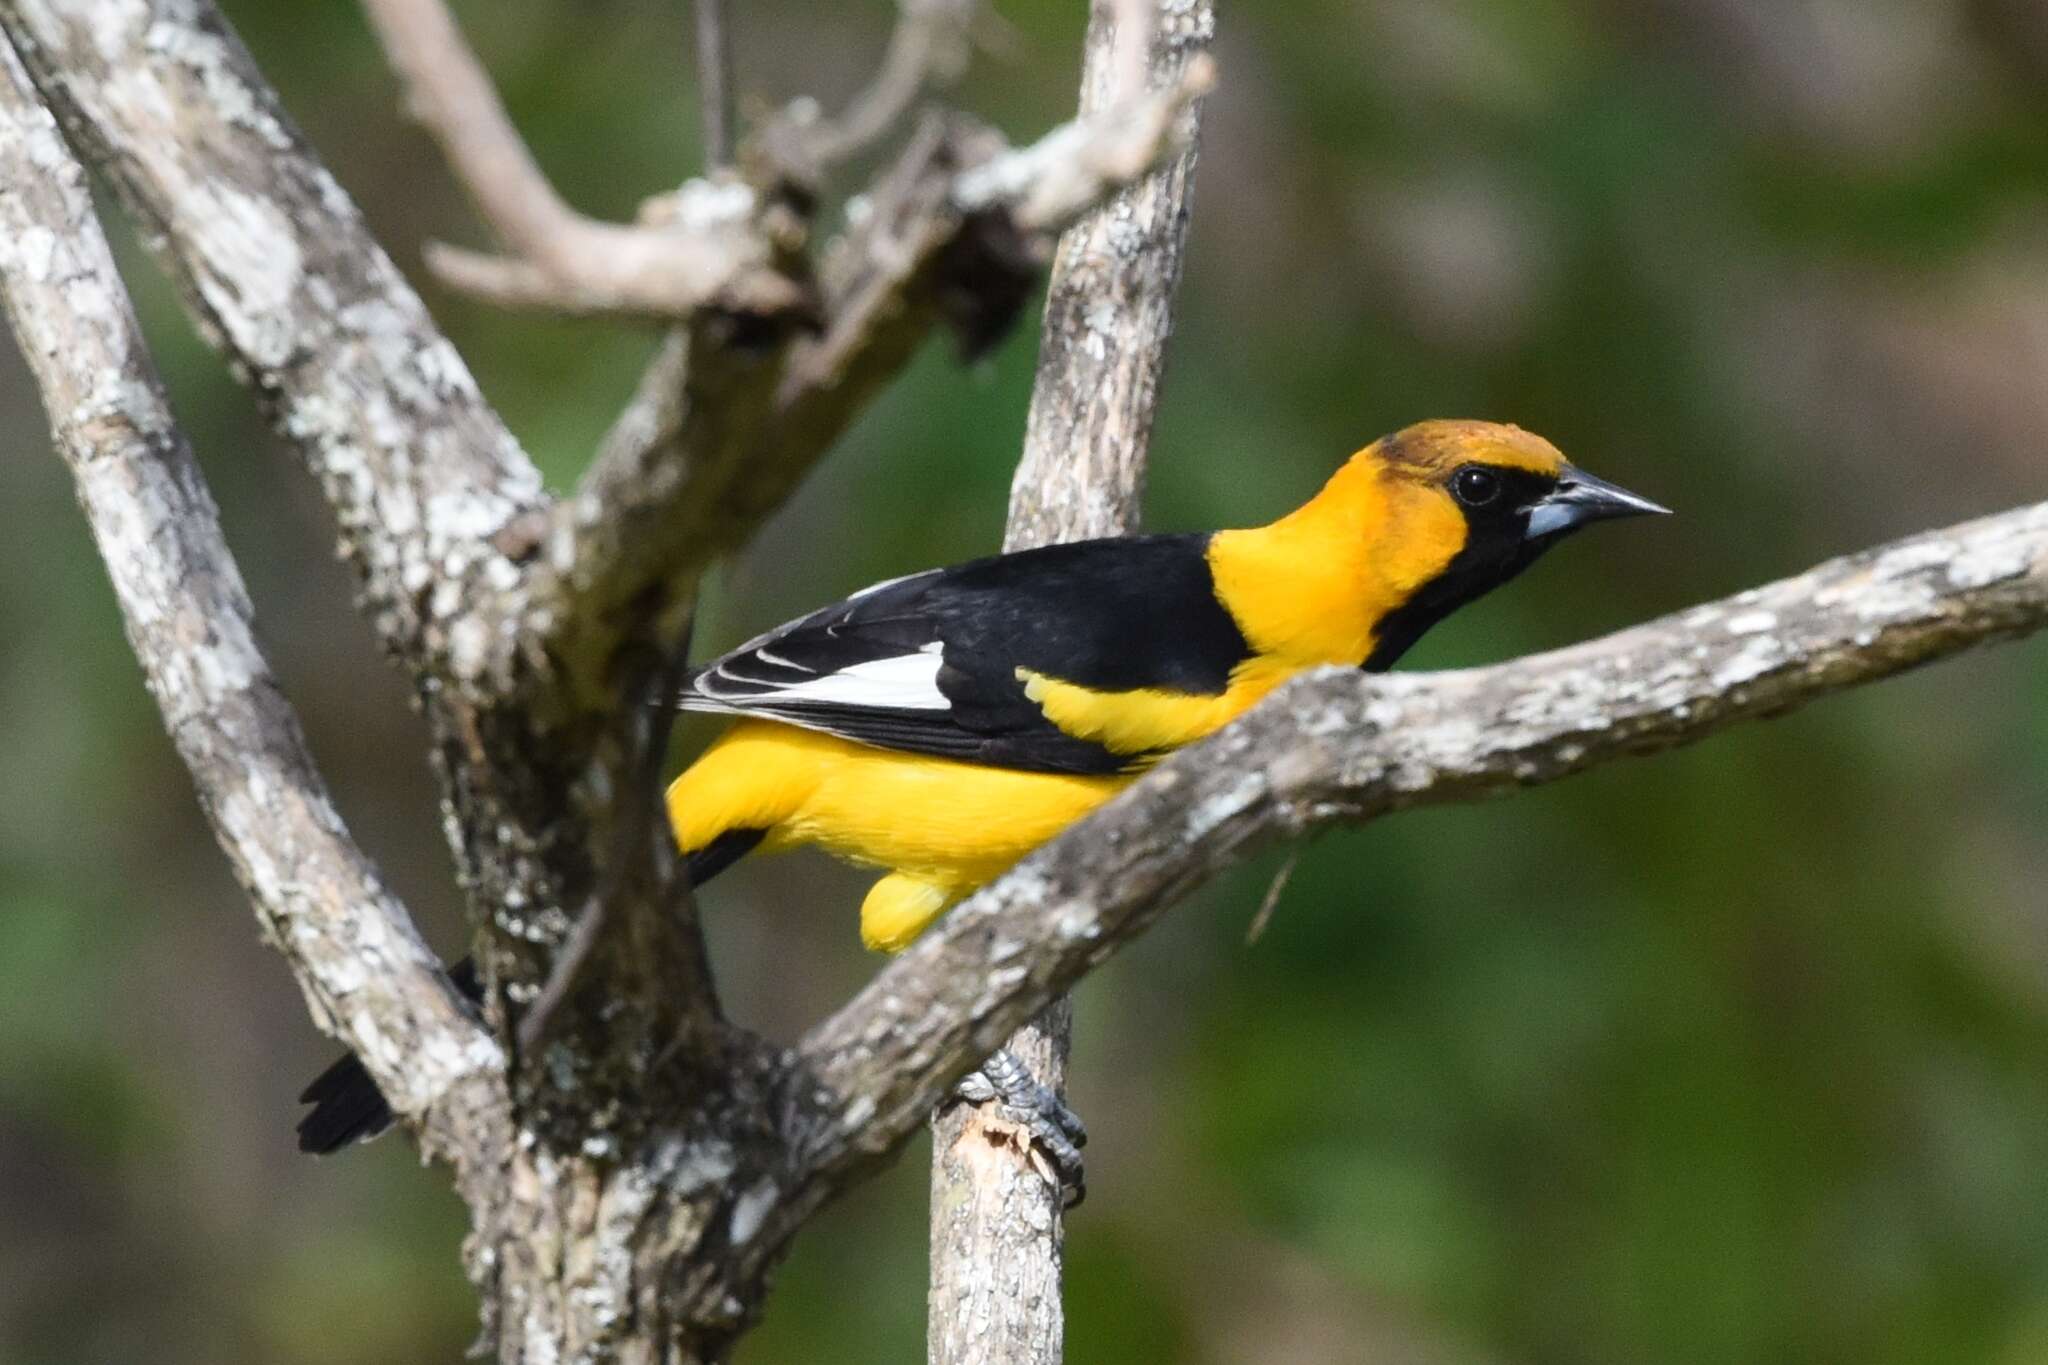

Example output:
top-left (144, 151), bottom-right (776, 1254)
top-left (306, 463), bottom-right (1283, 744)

top-left (0, 0), bottom-right (730, 1198)
top-left (0, 32), bottom-right (505, 1162)
top-left (1001, 0), bottom-right (1213, 550)
top-left (1, 0), bottom-right (543, 675)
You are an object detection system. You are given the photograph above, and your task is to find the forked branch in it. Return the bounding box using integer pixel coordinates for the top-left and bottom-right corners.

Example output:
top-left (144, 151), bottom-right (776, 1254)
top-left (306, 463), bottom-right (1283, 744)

top-left (536, 61), bottom-right (1214, 700)
top-left (0, 35), bottom-right (506, 1160)
top-left (0, 0), bottom-right (545, 680)
top-left (358, 0), bottom-right (808, 319)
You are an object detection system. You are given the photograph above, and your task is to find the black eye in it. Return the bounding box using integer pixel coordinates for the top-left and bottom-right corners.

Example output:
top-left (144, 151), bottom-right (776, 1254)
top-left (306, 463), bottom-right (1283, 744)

top-left (1452, 465), bottom-right (1502, 508)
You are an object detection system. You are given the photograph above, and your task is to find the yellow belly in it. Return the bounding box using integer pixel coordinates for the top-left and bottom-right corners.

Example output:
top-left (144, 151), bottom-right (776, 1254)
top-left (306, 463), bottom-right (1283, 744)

top-left (666, 720), bottom-right (1128, 946)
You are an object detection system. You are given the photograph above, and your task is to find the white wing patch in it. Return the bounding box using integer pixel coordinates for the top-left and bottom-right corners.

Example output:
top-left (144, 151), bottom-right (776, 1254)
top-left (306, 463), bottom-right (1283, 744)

top-left (764, 643), bottom-right (949, 710)
top-left (690, 640), bottom-right (950, 713)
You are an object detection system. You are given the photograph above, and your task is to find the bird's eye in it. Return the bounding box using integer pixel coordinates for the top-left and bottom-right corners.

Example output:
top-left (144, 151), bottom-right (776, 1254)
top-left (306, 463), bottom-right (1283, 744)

top-left (1452, 466), bottom-right (1502, 508)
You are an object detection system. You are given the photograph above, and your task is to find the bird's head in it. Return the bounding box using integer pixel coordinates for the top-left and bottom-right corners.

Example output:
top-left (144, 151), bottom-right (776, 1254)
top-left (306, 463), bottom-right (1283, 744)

top-left (1376, 417), bottom-right (1667, 556)
top-left (1338, 419), bottom-right (1670, 668)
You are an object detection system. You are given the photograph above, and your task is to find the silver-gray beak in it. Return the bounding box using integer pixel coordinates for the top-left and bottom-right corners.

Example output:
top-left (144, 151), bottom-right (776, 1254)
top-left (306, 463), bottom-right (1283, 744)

top-left (1524, 466), bottom-right (1671, 541)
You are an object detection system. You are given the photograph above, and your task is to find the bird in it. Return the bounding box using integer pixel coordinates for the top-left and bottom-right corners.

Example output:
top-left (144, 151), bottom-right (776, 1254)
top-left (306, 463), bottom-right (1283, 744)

top-left (296, 419), bottom-right (1668, 1178)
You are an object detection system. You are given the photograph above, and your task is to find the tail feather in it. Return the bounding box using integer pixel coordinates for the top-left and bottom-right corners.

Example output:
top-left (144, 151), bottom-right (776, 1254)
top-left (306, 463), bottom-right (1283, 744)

top-left (294, 831), bottom-right (762, 1154)
top-left (295, 1048), bottom-right (402, 1154)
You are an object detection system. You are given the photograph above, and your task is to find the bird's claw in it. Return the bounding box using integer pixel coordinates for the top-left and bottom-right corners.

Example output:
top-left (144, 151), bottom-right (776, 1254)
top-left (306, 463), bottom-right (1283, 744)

top-left (952, 1046), bottom-right (1088, 1208)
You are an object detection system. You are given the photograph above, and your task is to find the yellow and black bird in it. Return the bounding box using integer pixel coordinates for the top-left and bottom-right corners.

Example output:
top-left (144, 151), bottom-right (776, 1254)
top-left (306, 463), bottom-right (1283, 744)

top-left (296, 419), bottom-right (1666, 1159)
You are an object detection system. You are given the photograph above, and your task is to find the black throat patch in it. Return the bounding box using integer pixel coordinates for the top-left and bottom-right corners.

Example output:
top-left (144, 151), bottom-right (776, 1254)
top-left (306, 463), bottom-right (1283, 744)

top-left (1361, 469), bottom-right (1561, 672)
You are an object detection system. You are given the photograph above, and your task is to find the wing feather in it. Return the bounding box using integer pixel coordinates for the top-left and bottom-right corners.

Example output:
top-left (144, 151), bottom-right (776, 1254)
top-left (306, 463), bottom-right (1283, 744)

top-left (678, 536), bottom-right (1251, 775)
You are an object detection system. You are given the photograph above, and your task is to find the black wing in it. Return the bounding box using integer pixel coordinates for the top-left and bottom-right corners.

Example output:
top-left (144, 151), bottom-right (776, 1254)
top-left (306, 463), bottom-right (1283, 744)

top-left (679, 535), bottom-right (1253, 775)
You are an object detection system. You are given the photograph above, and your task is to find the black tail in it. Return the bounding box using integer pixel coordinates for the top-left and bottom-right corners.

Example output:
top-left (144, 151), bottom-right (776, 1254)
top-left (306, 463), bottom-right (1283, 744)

top-left (294, 830), bottom-right (764, 1154)
top-left (294, 957), bottom-right (482, 1153)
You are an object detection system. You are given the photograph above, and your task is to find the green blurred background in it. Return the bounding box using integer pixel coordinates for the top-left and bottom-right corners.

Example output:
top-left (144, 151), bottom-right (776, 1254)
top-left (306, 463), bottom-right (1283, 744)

top-left (5, 1), bottom-right (2048, 1361)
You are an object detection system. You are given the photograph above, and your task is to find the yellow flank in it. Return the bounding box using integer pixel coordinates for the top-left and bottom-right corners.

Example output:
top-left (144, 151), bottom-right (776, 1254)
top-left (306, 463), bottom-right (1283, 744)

top-left (1015, 653), bottom-right (1303, 760)
top-left (667, 720), bottom-right (1127, 949)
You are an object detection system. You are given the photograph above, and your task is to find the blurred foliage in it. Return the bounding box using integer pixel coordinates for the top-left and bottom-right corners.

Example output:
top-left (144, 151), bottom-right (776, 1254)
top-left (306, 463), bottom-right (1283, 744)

top-left (3, 1), bottom-right (2047, 1362)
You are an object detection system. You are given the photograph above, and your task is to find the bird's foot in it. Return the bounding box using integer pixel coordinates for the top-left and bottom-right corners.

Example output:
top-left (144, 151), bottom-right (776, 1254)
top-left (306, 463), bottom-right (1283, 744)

top-left (952, 1046), bottom-right (1088, 1207)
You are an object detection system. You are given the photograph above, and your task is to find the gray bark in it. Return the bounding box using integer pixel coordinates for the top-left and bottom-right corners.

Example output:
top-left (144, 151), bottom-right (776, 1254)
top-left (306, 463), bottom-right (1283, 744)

top-left (0, 31), bottom-right (507, 1170)
top-left (929, 3), bottom-right (1214, 1363)
top-left (1002, 0), bottom-right (1213, 548)
top-left (1, 0), bottom-right (544, 671)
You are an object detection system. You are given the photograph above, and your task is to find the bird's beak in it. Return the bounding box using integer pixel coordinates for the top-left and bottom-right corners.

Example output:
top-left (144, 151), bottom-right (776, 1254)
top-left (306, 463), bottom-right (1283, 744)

top-left (1524, 466), bottom-right (1671, 541)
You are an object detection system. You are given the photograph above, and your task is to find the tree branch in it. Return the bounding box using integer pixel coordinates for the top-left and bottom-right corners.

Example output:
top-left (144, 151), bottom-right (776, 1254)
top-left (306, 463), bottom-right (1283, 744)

top-left (693, 0), bottom-right (733, 171)
top-left (794, 498), bottom-right (2048, 1183)
top-left (756, 0), bottom-right (980, 179)
top-left (556, 68), bottom-right (1211, 702)
top-left (526, 313), bottom-right (792, 708)
top-left (358, 0), bottom-right (806, 319)
top-left (0, 0), bottom-right (545, 678)
top-left (929, 2), bottom-right (1214, 1359)
top-left (0, 34), bottom-right (505, 1158)
top-left (949, 50), bottom-right (1213, 236)
top-left (1000, 2), bottom-right (1214, 547)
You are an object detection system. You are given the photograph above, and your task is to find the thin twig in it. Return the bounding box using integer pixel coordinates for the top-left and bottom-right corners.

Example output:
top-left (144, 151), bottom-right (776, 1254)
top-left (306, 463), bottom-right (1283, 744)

top-left (756, 0), bottom-right (979, 179)
top-left (814, 0), bottom-right (977, 165)
top-left (694, 0), bottom-right (733, 170)
top-left (1244, 849), bottom-right (1301, 946)
top-left (358, 0), bottom-right (802, 318)
top-left (359, 0), bottom-right (574, 264)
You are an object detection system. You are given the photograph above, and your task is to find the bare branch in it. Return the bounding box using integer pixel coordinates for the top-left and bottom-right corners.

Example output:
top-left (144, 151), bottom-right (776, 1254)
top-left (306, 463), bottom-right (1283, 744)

top-left (0, 36), bottom-right (505, 1155)
top-left (526, 314), bottom-right (791, 707)
top-left (1003, 0), bottom-right (1216, 548)
top-left (559, 75), bottom-right (1214, 690)
top-left (357, 0), bottom-right (805, 319)
top-left (759, 0), bottom-right (980, 177)
top-left (951, 51), bottom-right (1214, 234)
top-left (695, 0), bottom-right (733, 170)
top-left (358, 0), bottom-right (569, 265)
top-left (793, 499), bottom-right (2048, 1180)
top-left (0, 0), bottom-right (544, 675)
top-left (932, 3), bottom-right (1214, 1358)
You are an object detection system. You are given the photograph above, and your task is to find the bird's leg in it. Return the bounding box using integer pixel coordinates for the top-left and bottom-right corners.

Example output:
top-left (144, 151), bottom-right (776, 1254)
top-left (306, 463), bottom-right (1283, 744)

top-left (951, 1046), bottom-right (1088, 1206)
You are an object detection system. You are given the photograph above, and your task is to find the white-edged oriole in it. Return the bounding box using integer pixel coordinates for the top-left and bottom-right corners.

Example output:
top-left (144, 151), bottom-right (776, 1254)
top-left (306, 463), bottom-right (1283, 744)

top-left (296, 419), bottom-right (1666, 1160)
